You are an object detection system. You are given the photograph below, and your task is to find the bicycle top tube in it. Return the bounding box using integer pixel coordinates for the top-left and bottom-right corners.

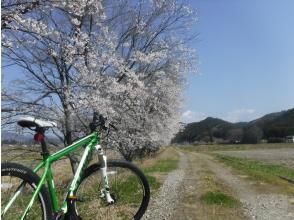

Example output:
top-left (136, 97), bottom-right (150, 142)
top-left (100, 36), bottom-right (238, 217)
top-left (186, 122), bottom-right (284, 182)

top-left (43, 132), bottom-right (98, 165)
top-left (31, 132), bottom-right (99, 213)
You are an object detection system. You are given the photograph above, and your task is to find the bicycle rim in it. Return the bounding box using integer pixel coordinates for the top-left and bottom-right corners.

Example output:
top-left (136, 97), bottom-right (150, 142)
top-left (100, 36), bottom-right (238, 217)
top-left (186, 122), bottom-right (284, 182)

top-left (1, 175), bottom-right (46, 220)
top-left (74, 161), bottom-right (149, 220)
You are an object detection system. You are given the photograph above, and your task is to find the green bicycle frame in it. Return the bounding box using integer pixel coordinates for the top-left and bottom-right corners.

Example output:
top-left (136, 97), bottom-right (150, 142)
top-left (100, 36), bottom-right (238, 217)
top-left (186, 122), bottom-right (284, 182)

top-left (19, 132), bottom-right (99, 219)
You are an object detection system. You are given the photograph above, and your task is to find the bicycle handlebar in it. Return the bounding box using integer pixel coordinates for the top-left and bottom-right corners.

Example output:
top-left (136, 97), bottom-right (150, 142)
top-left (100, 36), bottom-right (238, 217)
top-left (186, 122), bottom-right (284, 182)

top-left (89, 112), bottom-right (117, 132)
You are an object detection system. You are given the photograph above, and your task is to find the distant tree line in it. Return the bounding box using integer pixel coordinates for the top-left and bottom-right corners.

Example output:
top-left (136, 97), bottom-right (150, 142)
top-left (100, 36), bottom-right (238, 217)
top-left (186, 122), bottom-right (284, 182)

top-left (172, 108), bottom-right (294, 144)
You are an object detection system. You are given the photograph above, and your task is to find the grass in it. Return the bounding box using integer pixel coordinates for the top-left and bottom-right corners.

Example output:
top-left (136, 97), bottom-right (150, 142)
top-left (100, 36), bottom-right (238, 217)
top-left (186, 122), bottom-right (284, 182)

top-left (216, 155), bottom-right (294, 180)
top-left (181, 143), bottom-right (294, 152)
top-left (112, 175), bottom-right (145, 204)
top-left (136, 148), bottom-right (180, 192)
top-left (198, 170), bottom-right (241, 209)
top-left (60, 155), bottom-right (172, 219)
top-left (1, 176), bottom-right (45, 219)
top-left (200, 191), bottom-right (239, 207)
top-left (141, 158), bottom-right (179, 200)
top-left (216, 154), bottom-right (294, 194)
top-left (146, 175), bottom-right (161, 190)
top-left (143, 159), bottom-right (178, 173)
top-left (2, 147), bottom-right (179, 219)
top-left (110, 174), bottom-right (160, 204)
top-left (174, 151), bottom-right (244, 220)
top-left (140, 155), bottom-right (179, 193)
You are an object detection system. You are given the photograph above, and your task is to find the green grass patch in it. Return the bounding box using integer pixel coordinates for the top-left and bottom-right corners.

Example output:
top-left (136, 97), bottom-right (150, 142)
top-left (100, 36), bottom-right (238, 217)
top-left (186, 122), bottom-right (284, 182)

top-left (107, 174), bottom-right (160, 205)
top-left (141, 157), bottom-right (178, 199)
top-left (200, 191), bottom-right (239, 207)
top-left (143, 159), bottom-right (178, 173)
top-left (216, 154), bottom-right (294, 183)
top-left (146, 175), bottom-right (161, 190)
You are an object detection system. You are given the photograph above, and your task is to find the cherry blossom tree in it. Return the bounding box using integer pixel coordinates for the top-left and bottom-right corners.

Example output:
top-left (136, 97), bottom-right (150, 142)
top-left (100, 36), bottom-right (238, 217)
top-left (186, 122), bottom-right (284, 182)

top-left (2, 0), bottom-right (197, 164)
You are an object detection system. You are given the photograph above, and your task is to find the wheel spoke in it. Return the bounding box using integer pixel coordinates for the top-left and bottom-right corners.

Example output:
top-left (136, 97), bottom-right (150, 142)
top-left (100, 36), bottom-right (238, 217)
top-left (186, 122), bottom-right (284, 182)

top-left (1, 163), bottom-right (51, 220)
top-left (73, 161), bottom-right (150, 219)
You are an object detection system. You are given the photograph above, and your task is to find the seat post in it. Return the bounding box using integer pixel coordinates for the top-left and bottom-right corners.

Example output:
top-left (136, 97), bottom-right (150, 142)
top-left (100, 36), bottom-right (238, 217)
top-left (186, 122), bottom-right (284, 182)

top-left (36, 127), bottom-right (50, 159)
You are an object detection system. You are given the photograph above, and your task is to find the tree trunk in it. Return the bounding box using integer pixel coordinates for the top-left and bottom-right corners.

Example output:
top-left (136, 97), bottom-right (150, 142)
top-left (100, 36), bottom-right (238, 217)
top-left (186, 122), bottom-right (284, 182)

top-left (63, 104), bottom-right (79, 174)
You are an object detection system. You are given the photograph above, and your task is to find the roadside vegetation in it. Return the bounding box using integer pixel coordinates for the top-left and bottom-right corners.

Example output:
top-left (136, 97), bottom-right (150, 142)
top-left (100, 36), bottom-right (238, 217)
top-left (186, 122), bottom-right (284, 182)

top-left (215, 154), bottom-right (294, 195)
top-left (2, 146), bottom-right (180, 210)
top-left (200, 191), bottom-right (239, 207)
top-left (143, 159), bottom-right (178, 173)
top-left (181, 143), bottom-right (294, 152)
top-left (196, 169), bottom-right (243, 219)
top-left (170, 148), bottom-right (246, 220)
top-left (183, 144), bottom-right (294, 194)
top-left (138, 148), bottom-right (180, 190)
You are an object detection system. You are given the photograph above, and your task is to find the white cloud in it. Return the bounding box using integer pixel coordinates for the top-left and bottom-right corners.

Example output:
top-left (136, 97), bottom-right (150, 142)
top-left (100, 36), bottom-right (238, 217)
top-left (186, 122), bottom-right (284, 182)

top-left (224, 108), bottom-right (256, 122)
top-left (181, 110), bottom-right (206, 123)
top-left (181, 108), bottom-right (257, 123)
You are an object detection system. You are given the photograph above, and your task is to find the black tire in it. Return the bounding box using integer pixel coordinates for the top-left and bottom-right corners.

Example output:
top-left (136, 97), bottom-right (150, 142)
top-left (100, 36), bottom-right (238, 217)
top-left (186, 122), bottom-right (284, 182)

top-left (72, 160), bottom-right (150, 220)
top-left (1, 163), bottom-right (52, 220)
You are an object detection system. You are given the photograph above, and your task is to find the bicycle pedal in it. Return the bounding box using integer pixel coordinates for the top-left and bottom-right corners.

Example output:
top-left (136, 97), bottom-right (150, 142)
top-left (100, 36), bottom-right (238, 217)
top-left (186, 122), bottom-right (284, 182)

top-left (67, 196), bottom-right (83, 202)
top-left (76, 197), bottom-right (84, 202)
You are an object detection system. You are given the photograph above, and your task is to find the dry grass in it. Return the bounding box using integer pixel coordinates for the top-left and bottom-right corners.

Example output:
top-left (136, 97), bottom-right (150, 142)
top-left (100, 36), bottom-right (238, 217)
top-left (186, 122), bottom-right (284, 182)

top-left (215, 154), bottom-right (294, 196)
top-left (2, 146), bottom-right (180, 219)
top-left (181, 143), bottom-right (294, 152)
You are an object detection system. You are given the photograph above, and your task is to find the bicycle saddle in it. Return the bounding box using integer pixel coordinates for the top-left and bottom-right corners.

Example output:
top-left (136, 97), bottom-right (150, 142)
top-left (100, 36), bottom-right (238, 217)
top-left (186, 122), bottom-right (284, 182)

top-left (17, 116), bottom-right (57, 128)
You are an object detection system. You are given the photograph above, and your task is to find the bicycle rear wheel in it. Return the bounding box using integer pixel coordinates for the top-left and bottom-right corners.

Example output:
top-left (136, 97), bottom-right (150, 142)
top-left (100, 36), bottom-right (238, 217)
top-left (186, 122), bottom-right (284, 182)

top-left (1, 163), bottom-right (52, 220)
top-left (73, 160), bottom-right (150, 220)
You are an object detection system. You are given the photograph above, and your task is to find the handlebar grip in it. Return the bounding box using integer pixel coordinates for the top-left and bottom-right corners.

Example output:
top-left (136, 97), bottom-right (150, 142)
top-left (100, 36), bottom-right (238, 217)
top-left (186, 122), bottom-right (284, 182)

top-left (90, 112), bottom-right (116, 132)
top-left (109, 123), bottom-right (118, 131)
top-left (93, 112), bottom-right (99, 121)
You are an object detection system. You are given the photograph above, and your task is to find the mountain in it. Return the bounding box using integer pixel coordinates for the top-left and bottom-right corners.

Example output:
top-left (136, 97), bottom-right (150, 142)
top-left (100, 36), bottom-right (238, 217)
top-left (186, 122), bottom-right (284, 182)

top-left (1, 131), bottom-right (33, 144)
top-left (1, 130), bottom-right (61, 145)
top-left (258, 108), bottom-right (294, 139)
top-left (173, 117), bottom-right (233, 143)
top-left (172, 108), bottom-right (294, 144)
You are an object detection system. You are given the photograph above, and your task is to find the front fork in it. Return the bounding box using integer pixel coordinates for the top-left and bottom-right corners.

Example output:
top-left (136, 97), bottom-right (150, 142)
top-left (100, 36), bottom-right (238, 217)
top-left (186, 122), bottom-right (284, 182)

top-left (95, 144), bottom-right (114, 204)
top-left (61, 145), bottom-right (114, 219)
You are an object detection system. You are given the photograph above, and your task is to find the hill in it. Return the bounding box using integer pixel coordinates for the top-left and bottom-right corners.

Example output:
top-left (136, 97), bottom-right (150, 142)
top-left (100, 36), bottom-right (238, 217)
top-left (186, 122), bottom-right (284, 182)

top-left (172, 108), bottom-right (294, 144)
top-left (1, 130), bottom-right (61, 145)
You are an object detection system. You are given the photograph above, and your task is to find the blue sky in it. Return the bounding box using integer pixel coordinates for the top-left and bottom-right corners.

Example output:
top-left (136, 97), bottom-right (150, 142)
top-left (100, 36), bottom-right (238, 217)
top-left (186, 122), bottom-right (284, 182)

top-left (182, 0), bottom-right (294, 123)
top-left (2, 1), bottom-right (294, 124)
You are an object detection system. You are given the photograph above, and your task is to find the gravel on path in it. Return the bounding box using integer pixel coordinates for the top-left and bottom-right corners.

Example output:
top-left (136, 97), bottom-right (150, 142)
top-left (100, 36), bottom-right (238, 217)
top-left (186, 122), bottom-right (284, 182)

top-left (144, 152), bottom-right (187, 220)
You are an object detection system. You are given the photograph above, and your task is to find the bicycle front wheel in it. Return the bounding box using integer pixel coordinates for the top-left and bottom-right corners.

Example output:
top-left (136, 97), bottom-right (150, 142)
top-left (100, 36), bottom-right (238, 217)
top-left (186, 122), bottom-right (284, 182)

top-left (73, 160), bottom-right (150, 220)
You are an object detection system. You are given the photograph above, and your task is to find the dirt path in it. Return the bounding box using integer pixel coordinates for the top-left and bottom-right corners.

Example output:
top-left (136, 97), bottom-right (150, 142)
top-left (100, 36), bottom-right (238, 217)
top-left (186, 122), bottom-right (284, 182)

top-left (144, 152), bottom-right (188, 219)
top-left (200, 152), bottom-right (294, 220)
top-left (145, 149), bottom-right (294, 220)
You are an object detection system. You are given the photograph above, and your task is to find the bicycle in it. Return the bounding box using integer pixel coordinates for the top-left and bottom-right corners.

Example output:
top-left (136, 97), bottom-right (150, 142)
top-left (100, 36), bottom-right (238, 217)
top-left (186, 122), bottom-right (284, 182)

top-left (1, 113), bottom-right (150, 220)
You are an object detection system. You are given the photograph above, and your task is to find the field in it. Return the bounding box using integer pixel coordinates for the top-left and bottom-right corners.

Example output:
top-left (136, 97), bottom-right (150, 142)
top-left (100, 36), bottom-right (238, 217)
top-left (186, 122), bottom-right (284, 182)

top-left (1, 145), bottom-right (179, 220)
top-left (215, 148), bottom-right (294, 169)
top-left (2, 143), bottom-right (294, 219)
